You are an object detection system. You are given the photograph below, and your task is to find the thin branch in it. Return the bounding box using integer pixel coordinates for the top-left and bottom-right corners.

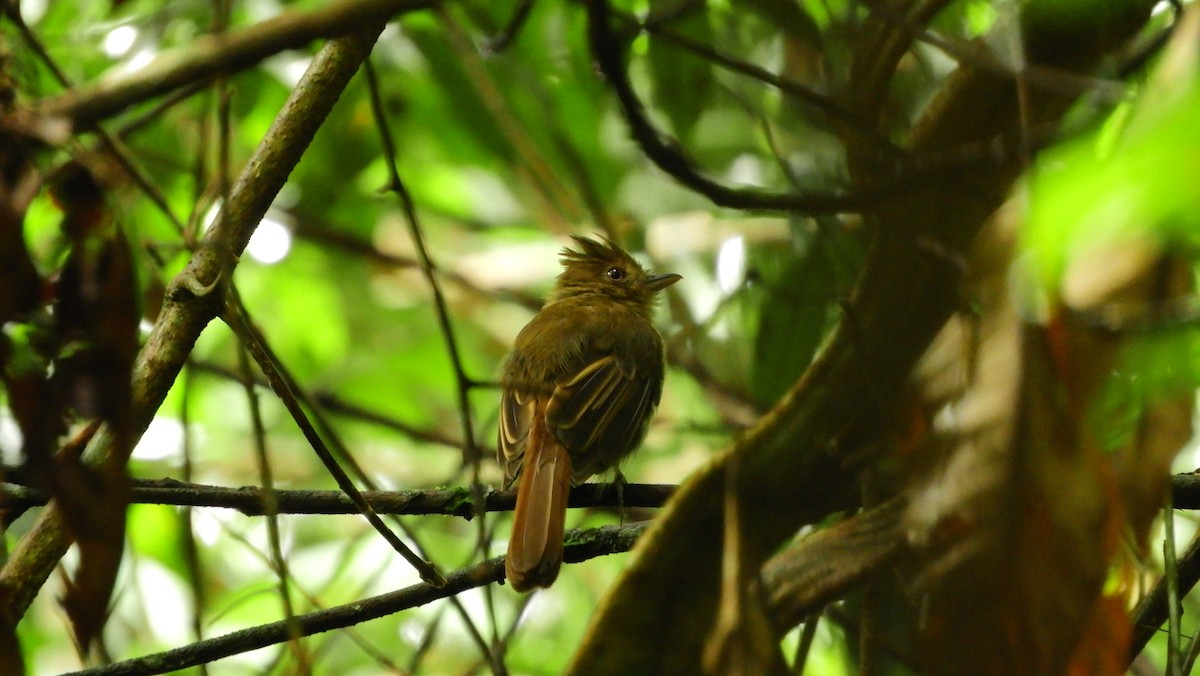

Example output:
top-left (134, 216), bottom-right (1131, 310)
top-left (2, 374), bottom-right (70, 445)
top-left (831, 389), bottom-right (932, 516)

top-left (216, 503), bottom-right (404, 673)
top-left (858, 0), bottom-right (1129, 103)
top-left (0, 26), bottom-right (391, 621)
top-left (1129, 529), bottom-right (1200, 663)
top-left (289, 213), bottom-right (543, 311)
top-left (363, 59), bottom-right (481, 468)
top-left (612, 8), bottom-right (894, 150)
top-left (113, 81), bottom-right (210, 139)
top-left (485, 0), bottom-right (537, 52)
top-left (234, 342), bottom-right (311, 671)
top-left (65, 523), bottom-right (647, 676)
top-left (585, 0), bottom-right (884, 214)
top-left (1165, 501), bottom-right (1183, 676)
top-left (437, 6), bottom-right (584, 225)
top-left (222, 290), bottom-right (446, 587)
top-left (361, 61), bottom-right (498, 652)
top-left (3, 4), bottom-right (189, 237)
top-left (0, 480), bottom-right (676, 517)
top-left (187, 359), bottom-right (484, 452)
top-left (177, 367), bottom-right (207, 675)
top-left (33, 0), bottom-right (434, 127)
top-left (791, 610), bottom-right (823, 674)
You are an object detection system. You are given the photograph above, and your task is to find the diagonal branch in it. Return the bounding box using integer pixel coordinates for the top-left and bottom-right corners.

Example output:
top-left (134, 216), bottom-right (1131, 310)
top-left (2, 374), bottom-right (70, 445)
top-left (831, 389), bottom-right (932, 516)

top-left (221, 290), bottom-right (445, 586)
top-left (35, 0), bottom-right (433, 127)
top-left (65, 523), bottom-right (647, 676)
top-left (567, 2), bottom-right (1157, 672)
top-left (0, 24), bottom-right (391, 624)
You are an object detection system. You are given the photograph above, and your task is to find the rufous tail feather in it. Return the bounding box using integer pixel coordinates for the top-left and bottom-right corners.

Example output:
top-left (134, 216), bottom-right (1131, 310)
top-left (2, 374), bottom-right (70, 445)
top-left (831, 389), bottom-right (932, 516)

top-left (506, 421), bottom-right (572, 592)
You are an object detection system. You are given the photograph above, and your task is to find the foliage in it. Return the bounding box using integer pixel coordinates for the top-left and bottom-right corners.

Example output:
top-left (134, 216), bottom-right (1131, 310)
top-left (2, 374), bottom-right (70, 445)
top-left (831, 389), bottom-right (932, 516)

top-left (0, 0), bottom-right (1197, 674)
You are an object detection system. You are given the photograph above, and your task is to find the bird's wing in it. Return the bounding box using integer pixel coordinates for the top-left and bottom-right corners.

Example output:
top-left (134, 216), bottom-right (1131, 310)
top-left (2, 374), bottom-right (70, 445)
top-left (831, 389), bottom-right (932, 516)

top-left (545, 354), bottom-right (657, 481)
top-left (499, 388), bottom-right (536, 488)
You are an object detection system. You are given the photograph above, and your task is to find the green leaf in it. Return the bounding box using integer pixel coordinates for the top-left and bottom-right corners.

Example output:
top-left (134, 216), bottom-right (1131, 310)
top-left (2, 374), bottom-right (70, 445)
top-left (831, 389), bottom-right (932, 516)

top-left (648, 1), bottom-right (715, 139)
top-left (750, 239), bottom-right (837, 405)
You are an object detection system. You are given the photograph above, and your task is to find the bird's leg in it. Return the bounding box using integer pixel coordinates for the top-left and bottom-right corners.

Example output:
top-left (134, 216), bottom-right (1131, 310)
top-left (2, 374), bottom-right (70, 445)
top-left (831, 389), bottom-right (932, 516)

top-left (614, 469), bottom-right (627, 525)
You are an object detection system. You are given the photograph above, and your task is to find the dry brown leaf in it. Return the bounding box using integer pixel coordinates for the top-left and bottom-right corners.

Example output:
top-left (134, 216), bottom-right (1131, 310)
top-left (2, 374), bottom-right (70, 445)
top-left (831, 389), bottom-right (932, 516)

top-left (903, 208), bottom-right (1194, 674)
top-left (47, 162), bottom-right (139, 653)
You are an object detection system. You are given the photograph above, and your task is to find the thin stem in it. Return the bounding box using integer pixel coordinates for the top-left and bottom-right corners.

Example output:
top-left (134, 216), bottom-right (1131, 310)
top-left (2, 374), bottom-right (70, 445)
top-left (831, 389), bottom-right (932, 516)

top-left (235, 342), bottom-right (312, 672)
top-left (1166, 500), bottom-right (1182, 676)
top-left (221, 290), bottom-right (446, 587)
top-left (177, 366), bottom-right (208, 676)
top-left (69, 524), bottom-right (647, 676)
top-left (791, 610), bottom-right (822, 674)
top-left (585, 0), bottom-right (885, 214)
top-left (3, 4), bottom-right (189, 237)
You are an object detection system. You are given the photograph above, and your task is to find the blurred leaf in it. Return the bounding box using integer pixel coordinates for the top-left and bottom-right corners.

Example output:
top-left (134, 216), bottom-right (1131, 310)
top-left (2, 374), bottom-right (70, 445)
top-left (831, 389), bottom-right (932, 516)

top-left (750, 236), bottom-right (839, 406)
top-left (406, 21), bottom-right (513, 162)
top-left (648, 1), bottom-right (715, 139)
top-left (734, 0), bottom-right (823, 82)
top-left (1026, 41), bottom-right (1200, 291)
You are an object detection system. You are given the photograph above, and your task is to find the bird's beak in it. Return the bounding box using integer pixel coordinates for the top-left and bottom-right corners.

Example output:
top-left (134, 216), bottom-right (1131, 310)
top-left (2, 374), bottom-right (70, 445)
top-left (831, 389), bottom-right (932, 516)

top-left (643, 273), bottom-right (682, 292)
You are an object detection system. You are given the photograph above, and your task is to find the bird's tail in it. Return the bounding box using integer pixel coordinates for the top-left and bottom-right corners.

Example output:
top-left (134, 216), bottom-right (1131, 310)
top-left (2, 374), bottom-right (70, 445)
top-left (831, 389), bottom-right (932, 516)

top-left (506, 422), bottom-right (572, 592)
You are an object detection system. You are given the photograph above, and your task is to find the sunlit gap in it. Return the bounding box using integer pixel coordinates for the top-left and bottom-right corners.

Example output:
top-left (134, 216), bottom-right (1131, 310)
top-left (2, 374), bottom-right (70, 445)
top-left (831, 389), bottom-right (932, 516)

top-left (103, 25), bottom-right (137, 58)
top-left (202, 201), bottom-right (294, 265)
top-left (716, 235), bottom-right (746, 295)
top-left (246, 216), bottom-right (293, 264)
top-left (132, 417), bottom-right (185, 462)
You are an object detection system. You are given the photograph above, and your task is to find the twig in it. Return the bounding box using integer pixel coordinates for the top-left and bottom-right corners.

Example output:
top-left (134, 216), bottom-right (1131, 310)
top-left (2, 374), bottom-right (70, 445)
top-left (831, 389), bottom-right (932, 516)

top-left (186, 359), bottom-right (482, 451)
top-left (1165, 501), bottom-right (1182, 676)
top-left (611, 8), bottom-right (893, 150)
top-left (485, 0), bottom-right (537, 52)
top-left (791, 610), bottom-right (823, 674)
top-left (1129, 529), bottom-right (1200, 663)
top-left (3, 4), bottom-right (188, 237)
top-left (35, 0), bottom-right (434, 126)
top-left (438, 6), bottom-right (584, 225)
top-left (216, 505), bottom-right (403, 672)
top-left (65, 523), bottom-right (647, 676)
top-left (177, 367), bottom-right (208, 675)
top-left (221, 290), bottom-right (446, 587)
top-left (585, 0), bottom-right (882, 214)
top-left (0, 480), bottom-right (676, 517)
top-left (0, 23), bottom-right (392, 624)
top-left (362, 59), bottom-right (481, 474)
top-left (361, 66), bottom-right (498, 655)
top-left (234, 341), bottom-right (311, 671)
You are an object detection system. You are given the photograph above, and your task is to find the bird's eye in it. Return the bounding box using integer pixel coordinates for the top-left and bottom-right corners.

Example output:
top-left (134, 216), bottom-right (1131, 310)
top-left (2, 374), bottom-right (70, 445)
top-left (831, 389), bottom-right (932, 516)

top-left (606, 267), bottom-right (625, 281)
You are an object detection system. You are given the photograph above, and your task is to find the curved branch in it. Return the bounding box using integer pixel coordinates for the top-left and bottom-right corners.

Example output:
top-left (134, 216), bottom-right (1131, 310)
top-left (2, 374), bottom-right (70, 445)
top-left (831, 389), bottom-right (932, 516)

top-left (585, 0), bottom-right (883, 214)
top-left (568, 2), bottom-right (1158, 672)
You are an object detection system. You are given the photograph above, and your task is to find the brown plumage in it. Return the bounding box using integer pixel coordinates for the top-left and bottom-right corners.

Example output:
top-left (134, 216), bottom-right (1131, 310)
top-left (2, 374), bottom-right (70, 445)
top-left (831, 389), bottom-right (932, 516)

top-left (499, 235), bottom-right (680, 592)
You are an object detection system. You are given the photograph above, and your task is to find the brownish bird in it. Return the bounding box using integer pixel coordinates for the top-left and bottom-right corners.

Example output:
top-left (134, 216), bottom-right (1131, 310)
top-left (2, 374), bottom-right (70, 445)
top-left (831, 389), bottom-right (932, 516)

top-left (499, 235), bottom-right (680, 592)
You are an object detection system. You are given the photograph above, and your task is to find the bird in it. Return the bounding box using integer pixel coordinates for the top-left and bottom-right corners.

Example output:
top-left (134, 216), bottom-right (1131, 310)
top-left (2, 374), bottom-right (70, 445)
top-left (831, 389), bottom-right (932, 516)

top-left (499, 235), bottom-right (680, 592)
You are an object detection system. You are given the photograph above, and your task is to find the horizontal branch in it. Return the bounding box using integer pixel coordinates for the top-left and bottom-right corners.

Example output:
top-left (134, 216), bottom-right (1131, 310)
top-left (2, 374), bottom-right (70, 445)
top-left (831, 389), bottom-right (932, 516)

top-left (66, 523), bottom-right (646, 676)
top-left (0, 477), bottom-right (675, 519)
top-left (36, 0), bottom-right (433, 126)
top-left (0, 25), bottom-right (392, 623)
top-left (1171, 473), bottom-right (1200, 508)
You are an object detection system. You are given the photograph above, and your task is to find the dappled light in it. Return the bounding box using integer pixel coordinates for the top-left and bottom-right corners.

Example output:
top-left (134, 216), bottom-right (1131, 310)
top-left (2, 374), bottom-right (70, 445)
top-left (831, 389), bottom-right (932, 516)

top-left (1, 0), bottom-right (1199, 674)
